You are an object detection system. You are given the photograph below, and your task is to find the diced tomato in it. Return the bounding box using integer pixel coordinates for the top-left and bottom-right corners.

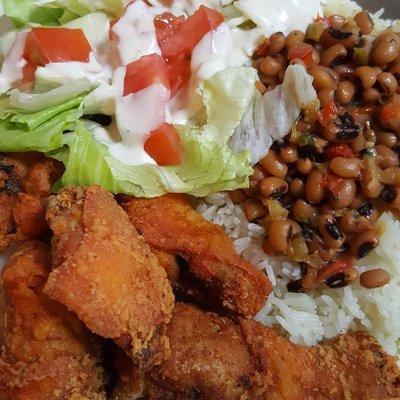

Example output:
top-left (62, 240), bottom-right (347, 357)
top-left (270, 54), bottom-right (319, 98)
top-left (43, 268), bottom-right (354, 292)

top-left (287, 43), bottom-right (314, 68)
top-left (155, 6), bottom-right (224, 58)
top-left (123, 54), bottom-right (170, 96)
top-left (166, 53), bottom-right (191, 96)
top-left (324, 173), bottom-right (345, 197)
top-left (22, 62), bottom-right (38, 84)
top-left (317, 101), bottom-right (338, 127)
top-left (316, 259), bottom-right (353, 283)
top-left (315, 15), bottom-right (332, 27)
top-left (24, 28), bottom-right (91, 67)
top-left (327, 144), bottom-right (355, 159)
top-left (144, 123), bottom-right (182, 165)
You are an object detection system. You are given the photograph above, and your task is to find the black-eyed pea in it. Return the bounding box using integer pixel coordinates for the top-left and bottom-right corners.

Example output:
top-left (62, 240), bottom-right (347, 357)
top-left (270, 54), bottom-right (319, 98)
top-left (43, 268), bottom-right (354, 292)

top-left (268, 219), bottom-right (293, 252)
top-left (317, 214), bottom-right (345, 249)
top-left (261, 150), bottom-right (288, 178)
top-left (359, 268), bottom-right (390, 289)
top-left (260, 177), bottom-right (289, 199)
top-left (328, 179), bottom-right (357, 209)
top-left (351, 229), bottom-right (380, 259)
top-left (305, 169), bottom-right (326, 204)
top-left (329, 157), bottom-right (362, 178)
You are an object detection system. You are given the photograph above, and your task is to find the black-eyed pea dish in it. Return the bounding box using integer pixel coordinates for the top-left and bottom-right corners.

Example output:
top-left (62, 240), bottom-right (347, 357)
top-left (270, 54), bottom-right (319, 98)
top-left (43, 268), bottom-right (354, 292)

top-left (241, 15), bottom-right (400, 292)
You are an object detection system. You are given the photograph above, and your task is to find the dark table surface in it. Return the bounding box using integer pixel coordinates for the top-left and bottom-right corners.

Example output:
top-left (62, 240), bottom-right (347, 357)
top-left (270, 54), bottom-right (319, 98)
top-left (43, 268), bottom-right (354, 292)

top-left (356, 0), bottom-right (399, 18)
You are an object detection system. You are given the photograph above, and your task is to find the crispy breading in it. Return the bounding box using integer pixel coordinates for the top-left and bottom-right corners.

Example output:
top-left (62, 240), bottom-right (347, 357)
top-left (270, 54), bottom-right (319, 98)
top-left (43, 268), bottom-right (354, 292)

top-left (122, 194), bottom-right (271, 317)
top-left (44, 186), bottom-right (174, 369)
top-left (0, 241), bottom-right (105, 400)
top-left (127, 303), bottom-right (400, 400)
top-left (0, 153), bottom-right (63, 250)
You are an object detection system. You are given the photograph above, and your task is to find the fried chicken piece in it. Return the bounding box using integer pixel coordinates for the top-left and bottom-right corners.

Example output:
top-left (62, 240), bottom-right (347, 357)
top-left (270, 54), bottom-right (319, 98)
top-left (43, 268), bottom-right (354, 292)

top-left (126, 303), bottom-right (399, 400)
top-left (0, 153), bottom-right (64, 250)
top-left (0, 241), bottom-right (106, 399)
top-left (122, 194), bottom-right (271, 317)
top-left (44, 186), bottom-right (174, 368)
top-left (151, 248), bottom-right (181, 283)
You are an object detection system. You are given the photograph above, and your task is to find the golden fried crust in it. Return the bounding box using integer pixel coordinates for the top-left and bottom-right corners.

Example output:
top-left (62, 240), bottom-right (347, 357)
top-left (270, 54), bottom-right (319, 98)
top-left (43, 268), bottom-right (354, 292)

top-left (44, 186), bottom-right (174, 368)
top-left (123, 194), bottom-right (271, 317)
top-left (240, 320), bottom-right (400, 400)
top-left (146, 303), bottom-right (258, 400)
top-left (0, 241), bottom-right (105, 400)
top-left (0, 154), bottom-right (64, 250)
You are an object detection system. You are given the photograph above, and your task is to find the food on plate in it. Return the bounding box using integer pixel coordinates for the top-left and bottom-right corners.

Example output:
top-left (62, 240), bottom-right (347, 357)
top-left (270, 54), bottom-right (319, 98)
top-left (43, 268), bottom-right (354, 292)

top-left (0, 0), bottom-right (400, 396)
top-left (123, 193), bottom-right (271, 317)
top-left (115, 303), bottom-right (400, 400)
top-left (0, 153), bottom-right (63, 250)
top-left (0, 241), bottom-right (105, 399)
top-left (44, 185), bottom-right (174, 368)
top-left (229, 14), bottom-right (400, 293)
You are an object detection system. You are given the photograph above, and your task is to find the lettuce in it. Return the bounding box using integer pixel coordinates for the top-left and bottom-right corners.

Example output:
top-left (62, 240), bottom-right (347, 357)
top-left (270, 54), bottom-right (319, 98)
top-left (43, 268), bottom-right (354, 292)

top-left (34, 0), bottom-right (130, 18)
top-left (3, 0), bottom-right (64, 27)
top-left (58, 67), bottom-right (256, 197)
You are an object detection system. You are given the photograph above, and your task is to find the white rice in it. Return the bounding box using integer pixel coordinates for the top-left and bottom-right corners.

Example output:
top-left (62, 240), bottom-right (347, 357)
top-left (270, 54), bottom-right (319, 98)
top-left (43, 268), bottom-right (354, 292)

top-left (198, 194), bottom-right (400, 359)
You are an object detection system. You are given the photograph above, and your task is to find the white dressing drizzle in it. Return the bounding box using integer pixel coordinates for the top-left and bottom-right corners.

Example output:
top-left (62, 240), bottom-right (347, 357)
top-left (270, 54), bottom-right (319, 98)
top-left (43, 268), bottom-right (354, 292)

top-left (0, 30), bottom-right (27, 94)
top-left (235, 0), bottom-right (322, 36)
top-left (111, 0), bottom-right (161, 66)
top-left (35, 52), bottom-right (110, 86)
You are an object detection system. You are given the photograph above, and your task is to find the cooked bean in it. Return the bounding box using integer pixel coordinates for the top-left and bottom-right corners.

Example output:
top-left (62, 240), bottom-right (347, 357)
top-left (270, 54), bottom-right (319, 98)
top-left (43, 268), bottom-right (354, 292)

top-left (317, 214), bottom-right (345, 248)
top-left (336, 80), bottom-right (356, 105)
top-left (261, 75), bottom-right (279, 88)
top-left (381, 167), bottom-right (400, 186)
top-left (289, 58), bottom-right (307, 69)
top-left (362, 88), bottom-right (381, 104)
top-left (339, 210), bottom-right (372, 234)
top-left (351, 132), bottom-right (367, 153)
top-left (229, 189), bottom-right (247, 204)
top-left (328, 179), bottom-right (357, 209)
top-left (375, 144), bottom-right (399, 168)
top-left (322, 119), bottom-right (360, 143)
top-left (262, 237), bottom-right (278, 256)
top-left (321, 44), bottom-right (347, 67)
top-left (306, 169), bottom-right (326, 204)
top-left (329, 15), bottom-right (347, 29)
top-left (377, 72), bottom-right (399, 94)
top-left (260, 177), bottom-right (289, 199)
top-left (354, 66), bottom-right (378, 89)
top-left (318, 88), bottom-right (335, 106)
top-left (334, 63), bottom-right (355, 79)
top-left (329, 157), bottom-right (362, 178)
top-left (290, 178), bottom-right (305, 198)
top-left (380, 94), bottom-right (400, 135)
top-left (351, 229), bottom-right (380, 259)
top-left (296, 158), bottom-right (313, 175)
top-left (244, 179), bottom-right (260, 198)
top-left (268, 220), bottom-right (293, 252)
top-left (288, 219), bottom-right (302, 236)
top-left (280, 145), bottom-right (298, 163)
top-left (252, 165), bottom-right (268, 182)
top-left (357, 201), bottom-right (379, 222)
top-left (380, 185), bottom-right (400, 208)
top-left (269, 32), bottom-right (286, 54)
top-left (261, 150), bottom-right (288, 178)
top-left (371, 31), bottom-right (400, 65)
top-left (286, 30), bottom-right (305, 49)
top-left (354, 11), bottom-right (374, 35)
top-left (292, 199), bottom-right (317, 224)
top-left (360, 167), bottom-right (383, 198)
top-left (243, 199), bottom-right (267, 221)
top-left (376, 130), bottom-right (397, 148)
top-left (309, 65), bottom-right (338, 90)
top-left (359, 268), bottom-right (390, 289)
top-left (260, 54), bottom-right (286, 77)
top-left (326, 267), bottom-right (359, 288)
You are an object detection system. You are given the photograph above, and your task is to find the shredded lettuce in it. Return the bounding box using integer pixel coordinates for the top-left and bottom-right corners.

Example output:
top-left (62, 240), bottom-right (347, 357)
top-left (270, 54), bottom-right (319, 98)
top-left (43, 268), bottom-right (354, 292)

top-left (34, 0), bottom-right (130, 18)
top-left (57, 67), bottom-right (256, 197)
top-left (3, 0), bottom-right (64, 27)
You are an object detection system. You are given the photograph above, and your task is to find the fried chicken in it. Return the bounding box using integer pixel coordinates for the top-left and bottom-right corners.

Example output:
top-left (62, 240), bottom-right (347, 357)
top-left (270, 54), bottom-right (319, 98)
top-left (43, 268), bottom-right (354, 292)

top-left (44, 185), bottom-right (174, 369)
top-left (0, 153), bottom-right (64, 250)
top-left (0, 241), bottom-right (106, 399)
top-left (122, 194), bottom-right (271, 317)
top-left (116, 303), bottom-right (400, 400)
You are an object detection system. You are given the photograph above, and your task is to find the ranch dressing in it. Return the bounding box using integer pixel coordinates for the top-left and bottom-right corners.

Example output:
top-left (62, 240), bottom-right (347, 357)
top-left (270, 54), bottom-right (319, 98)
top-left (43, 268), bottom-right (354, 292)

top-left (111, 0), bottom-right (161, 66)
top-left (35, 52), bottom-right (110, 86)
top-left (235, 0), bottom-right (322, 36)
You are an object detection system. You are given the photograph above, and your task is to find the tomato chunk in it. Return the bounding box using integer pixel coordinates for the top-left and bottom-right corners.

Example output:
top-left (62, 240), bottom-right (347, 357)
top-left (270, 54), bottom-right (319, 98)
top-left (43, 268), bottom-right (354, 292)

top-left (317, 101), bottom-right (338, 127)
top-left (166, 53), bottom-right (191, 96)
top-left (327, 144), bottom-right (355, 159)
top-left (124, 54), bottom-right (170, 96)
top-left (154, 12), bottom-right (185, 54)
top-left (287, 43), bottom-right (315, 68)
top-left (156, 6), bottom-right (224, 58)
top-left (24, 28), bottom-right (91, 66)
top-left (144, 123), bottom-right (182, 166)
